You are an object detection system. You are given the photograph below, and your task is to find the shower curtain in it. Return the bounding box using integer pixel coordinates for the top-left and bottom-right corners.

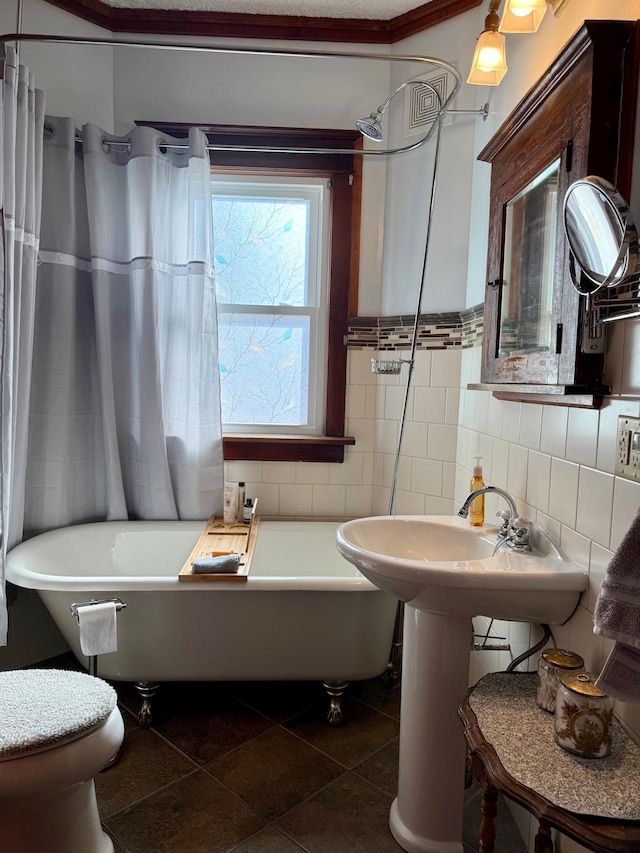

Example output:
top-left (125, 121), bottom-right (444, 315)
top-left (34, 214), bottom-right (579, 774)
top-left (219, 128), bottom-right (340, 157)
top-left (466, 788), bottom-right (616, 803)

top-left (0, 47), bottom-right (45, 644)
top-left (24, 120), bottom-right (224, 534)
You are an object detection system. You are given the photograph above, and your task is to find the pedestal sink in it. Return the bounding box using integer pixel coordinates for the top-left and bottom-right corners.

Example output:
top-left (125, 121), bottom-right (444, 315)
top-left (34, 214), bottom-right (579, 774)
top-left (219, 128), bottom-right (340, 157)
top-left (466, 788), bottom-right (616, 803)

top-left (336, 516), bottom-right (587, 853)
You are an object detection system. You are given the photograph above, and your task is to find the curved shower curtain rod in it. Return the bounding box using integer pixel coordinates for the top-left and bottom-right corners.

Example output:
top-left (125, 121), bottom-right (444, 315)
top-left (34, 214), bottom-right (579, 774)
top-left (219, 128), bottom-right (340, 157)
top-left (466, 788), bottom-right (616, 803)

top-left (1, 31), bottom-right (468, 158)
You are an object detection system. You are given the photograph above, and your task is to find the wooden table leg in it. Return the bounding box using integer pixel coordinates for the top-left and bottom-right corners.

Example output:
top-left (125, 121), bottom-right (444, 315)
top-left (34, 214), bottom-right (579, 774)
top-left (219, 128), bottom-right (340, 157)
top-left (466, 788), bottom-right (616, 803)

top-left (534, 820), bottom-right (554, 853)
top-left (479, 778), bottom-right (498, 853)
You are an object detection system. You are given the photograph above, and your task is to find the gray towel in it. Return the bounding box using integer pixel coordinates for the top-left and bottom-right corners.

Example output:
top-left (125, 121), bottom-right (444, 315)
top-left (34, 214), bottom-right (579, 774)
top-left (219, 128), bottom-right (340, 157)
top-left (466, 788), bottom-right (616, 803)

top-left (594, 505), bottom-right (640, 703)
top-left (596, 643), bottom-right (640, 704)
top-left (192, 554), bottom-right (240, 574)
top-left (594, 506), bottom-right (640, 649)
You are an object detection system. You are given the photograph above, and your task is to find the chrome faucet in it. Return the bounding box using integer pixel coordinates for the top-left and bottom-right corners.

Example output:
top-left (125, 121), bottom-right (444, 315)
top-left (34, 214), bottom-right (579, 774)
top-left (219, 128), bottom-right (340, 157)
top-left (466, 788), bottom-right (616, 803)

top-left (457, 486), bottom-right (532, 552)
top-left (457, 485), bottom-right (517, 521)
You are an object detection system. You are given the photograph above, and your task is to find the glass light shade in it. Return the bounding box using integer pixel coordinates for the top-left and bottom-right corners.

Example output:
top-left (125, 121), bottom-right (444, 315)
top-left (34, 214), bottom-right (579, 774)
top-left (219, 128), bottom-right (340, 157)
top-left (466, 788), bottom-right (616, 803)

top-left (499, 0), bottom-right (547, 33)
top-left (467, 29), bottom-right (507, 86)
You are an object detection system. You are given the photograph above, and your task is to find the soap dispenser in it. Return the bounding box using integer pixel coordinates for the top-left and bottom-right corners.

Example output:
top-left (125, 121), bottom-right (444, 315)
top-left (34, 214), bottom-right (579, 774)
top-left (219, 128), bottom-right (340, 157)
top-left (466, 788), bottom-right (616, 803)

top-left (469, 456), bottom-right (485, 527)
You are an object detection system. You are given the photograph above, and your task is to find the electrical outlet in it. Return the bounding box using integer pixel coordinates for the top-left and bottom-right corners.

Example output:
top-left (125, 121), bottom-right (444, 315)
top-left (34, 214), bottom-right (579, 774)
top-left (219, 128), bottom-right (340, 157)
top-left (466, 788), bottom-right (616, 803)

top-left (616, 416), bottom-right (640, 480)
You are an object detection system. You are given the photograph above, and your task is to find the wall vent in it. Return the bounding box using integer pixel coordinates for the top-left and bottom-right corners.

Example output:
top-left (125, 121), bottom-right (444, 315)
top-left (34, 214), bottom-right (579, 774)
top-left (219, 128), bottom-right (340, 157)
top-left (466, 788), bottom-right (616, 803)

top-left (403, 69), bottom-right (453, 137)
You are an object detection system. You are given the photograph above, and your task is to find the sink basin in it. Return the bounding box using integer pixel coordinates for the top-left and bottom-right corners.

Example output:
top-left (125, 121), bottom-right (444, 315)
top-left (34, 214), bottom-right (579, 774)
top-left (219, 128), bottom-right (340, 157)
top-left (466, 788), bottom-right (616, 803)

top-left (336, 515), bottom-right (587, 624)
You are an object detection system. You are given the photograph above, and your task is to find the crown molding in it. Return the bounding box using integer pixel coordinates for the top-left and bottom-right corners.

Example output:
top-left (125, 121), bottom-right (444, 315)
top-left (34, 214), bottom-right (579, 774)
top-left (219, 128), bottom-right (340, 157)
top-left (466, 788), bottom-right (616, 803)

top-left (550, 0), bottom-right (573, 18)
top-left (41, 0), bottom-right (482, 44)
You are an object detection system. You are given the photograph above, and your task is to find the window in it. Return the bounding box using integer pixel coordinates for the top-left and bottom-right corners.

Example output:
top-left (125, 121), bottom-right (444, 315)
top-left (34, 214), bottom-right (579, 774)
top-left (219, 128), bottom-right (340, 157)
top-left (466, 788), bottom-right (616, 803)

top-left (212, 176), bottom-right (328, 434)
top-left (138, 122), bottom-right (361, 460)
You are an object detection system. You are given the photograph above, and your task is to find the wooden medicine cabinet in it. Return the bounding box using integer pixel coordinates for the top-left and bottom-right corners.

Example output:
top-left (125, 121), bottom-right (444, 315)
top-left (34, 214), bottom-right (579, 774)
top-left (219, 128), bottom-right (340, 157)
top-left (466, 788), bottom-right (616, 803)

top-left (472, 20), bottom-right (639, 408)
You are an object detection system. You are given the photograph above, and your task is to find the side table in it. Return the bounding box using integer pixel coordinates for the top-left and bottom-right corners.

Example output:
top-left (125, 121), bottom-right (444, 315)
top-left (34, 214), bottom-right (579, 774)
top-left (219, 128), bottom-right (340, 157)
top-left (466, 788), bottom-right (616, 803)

top-left (459, 672), bottom-right (640, 853)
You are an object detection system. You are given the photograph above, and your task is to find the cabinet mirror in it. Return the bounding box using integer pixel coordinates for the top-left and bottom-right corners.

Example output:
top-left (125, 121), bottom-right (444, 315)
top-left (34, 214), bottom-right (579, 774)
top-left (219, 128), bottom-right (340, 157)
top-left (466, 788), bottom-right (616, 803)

top-left (499, 158), bottom-right (559, 360)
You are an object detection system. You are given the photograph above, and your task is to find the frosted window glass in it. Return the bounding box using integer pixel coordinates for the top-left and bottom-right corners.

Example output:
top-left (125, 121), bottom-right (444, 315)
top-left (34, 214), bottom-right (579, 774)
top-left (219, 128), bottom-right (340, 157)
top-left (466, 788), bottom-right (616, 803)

top-left (219, 313), bottom-right (310, 426)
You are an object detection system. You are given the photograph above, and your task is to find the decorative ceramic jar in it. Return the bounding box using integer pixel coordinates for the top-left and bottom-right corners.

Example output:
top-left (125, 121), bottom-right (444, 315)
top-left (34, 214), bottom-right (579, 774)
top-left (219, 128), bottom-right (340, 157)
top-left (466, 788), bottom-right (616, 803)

top-left (554, 671), bottom-right (614, 759)
top-left (536, 648), bottom-right (585, 713)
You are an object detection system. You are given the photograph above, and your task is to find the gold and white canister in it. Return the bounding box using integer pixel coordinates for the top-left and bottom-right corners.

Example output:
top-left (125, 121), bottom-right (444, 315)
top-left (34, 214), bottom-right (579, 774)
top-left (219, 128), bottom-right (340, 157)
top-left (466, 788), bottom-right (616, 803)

top-left (554, 671), bottom-right (614, 759)
top-left (536, 648), bottom-right (585, 713)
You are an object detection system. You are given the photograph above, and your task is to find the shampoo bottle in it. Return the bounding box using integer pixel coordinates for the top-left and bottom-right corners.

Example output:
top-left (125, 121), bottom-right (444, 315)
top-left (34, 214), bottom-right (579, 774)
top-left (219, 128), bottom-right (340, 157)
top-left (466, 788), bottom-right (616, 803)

top-left (223, 482), bottom-right (238, 525)
top-left (469, 456), bottom-right (485, 527)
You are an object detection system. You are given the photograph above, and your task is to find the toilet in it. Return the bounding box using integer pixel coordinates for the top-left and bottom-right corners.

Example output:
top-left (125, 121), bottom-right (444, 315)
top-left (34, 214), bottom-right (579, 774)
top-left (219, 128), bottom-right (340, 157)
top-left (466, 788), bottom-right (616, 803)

top-left (0, 668), bottom-right (124, 853)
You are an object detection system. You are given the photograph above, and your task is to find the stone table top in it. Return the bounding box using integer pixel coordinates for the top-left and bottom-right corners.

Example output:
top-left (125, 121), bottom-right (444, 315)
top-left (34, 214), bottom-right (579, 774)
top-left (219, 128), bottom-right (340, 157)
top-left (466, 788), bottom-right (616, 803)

top-left (469, 672), bottom-right (640, 820)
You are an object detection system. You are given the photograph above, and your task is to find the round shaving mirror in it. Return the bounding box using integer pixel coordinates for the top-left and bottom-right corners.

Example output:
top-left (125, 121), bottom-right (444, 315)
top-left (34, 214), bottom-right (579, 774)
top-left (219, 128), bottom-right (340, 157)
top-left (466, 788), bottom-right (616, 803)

top-left (563, 175), bottom-right (638, 295)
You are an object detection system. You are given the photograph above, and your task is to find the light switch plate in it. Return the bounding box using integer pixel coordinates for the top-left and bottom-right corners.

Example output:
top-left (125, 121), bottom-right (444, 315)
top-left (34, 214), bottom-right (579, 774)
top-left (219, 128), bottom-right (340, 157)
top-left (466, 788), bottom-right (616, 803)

top-left (616, 416), bottom-right (640, 480)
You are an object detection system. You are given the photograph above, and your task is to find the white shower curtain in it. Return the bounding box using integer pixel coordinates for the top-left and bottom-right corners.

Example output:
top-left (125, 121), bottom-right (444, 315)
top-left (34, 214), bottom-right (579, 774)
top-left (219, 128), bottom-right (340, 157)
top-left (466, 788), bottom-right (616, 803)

top-left (25, 120), bottom-right (223, 534)
top-left (0, 47), bottom-right (45, 644)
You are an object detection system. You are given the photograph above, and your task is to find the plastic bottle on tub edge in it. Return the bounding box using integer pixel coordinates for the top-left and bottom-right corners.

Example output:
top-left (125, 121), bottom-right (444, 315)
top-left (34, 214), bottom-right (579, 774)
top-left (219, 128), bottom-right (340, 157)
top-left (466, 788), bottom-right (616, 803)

top-left (237, 482), bottom-right (246, 523)
top-left (469, 456), bottom-right (485, 527)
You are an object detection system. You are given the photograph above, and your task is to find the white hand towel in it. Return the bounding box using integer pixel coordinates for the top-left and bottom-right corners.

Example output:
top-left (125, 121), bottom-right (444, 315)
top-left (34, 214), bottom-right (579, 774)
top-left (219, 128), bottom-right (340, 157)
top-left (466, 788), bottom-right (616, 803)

top-left (77, 602), bottom-right (118, 656)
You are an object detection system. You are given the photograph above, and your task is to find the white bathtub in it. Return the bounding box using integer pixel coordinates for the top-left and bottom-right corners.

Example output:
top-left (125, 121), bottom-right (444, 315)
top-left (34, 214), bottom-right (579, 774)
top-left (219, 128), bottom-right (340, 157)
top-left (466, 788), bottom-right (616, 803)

top-left (6, 520), bottom-right (397, 693)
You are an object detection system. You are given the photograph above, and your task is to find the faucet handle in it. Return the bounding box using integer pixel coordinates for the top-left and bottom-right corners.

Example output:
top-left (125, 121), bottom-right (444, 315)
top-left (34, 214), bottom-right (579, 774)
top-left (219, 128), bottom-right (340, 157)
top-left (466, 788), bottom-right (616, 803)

top-left (509, 517), bottom-right (531, 547)
top-left (496, 509), bottom-right (511, 536)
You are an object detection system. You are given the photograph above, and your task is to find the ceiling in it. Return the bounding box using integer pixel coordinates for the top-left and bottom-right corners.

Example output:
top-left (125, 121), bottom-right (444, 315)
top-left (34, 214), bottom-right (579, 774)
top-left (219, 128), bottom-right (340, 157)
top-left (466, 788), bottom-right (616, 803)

top-left (42, 0), bottom-right (483, 43)
top-left (102, 0), bottom-right (439, 17)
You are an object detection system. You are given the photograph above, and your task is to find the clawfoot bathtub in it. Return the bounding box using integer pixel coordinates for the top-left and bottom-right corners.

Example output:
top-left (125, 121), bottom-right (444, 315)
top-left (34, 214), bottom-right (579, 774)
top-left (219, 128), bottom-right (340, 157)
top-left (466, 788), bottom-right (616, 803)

top-left (7, 520), bottom-right (398, 725)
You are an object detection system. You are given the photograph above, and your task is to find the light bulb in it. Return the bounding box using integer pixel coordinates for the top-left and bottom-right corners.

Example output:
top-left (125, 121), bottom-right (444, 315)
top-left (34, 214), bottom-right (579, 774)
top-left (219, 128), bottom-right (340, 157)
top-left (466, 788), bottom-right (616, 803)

top-left (499, 0), bottom-right (547, 33)
top-left (477, 45), bottom-right (503, 70)
top-left (509, 0), bottom-right (535, 15)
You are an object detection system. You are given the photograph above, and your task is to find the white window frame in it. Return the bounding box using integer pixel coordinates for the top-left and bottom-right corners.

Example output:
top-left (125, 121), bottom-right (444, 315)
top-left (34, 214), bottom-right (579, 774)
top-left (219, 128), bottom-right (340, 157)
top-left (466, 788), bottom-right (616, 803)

top-left (212, 175), bottom-right (330, 435)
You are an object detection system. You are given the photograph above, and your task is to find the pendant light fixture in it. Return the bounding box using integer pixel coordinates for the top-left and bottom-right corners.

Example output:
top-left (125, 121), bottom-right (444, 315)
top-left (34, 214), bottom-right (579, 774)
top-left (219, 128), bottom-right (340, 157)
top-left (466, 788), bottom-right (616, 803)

top-left (467, 0), bottom-right (507, 86)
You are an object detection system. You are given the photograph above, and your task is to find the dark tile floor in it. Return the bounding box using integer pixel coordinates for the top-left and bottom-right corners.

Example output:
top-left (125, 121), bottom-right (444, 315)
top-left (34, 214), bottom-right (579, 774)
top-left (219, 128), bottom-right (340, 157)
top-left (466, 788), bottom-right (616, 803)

top-left (41, 654), bottom-right (526, 853)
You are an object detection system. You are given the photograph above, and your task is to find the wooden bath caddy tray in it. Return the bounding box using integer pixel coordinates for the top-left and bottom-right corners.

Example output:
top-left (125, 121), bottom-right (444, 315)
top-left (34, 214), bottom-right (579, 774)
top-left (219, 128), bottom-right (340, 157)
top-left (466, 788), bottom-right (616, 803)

top-left (178, 502), bottom-right (260, 582)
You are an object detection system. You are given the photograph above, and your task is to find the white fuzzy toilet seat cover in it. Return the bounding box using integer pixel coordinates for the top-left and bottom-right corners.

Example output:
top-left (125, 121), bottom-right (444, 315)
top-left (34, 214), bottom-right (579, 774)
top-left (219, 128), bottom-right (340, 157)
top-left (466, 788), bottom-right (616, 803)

top-left (0, 669), bottom-right (118, 759)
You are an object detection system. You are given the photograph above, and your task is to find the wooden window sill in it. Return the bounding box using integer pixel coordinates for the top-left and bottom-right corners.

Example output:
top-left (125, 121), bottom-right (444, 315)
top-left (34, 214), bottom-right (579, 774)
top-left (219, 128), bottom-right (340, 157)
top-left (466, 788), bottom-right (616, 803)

top-left (223, 434), bottom-right (356, 462)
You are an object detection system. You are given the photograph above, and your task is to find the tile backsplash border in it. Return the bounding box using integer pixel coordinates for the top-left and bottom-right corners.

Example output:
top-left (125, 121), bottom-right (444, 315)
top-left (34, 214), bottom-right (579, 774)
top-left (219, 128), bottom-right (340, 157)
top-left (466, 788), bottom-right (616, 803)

top-left (348, 303), bottom-right (484, 351)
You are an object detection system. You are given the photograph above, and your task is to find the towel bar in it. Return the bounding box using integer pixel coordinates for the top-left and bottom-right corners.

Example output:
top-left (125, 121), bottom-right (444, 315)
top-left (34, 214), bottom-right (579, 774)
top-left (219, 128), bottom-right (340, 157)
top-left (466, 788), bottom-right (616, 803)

top-left (69, 598), bottom-right (127, 677)
top-left (69, 598), bottom-right (127, 622)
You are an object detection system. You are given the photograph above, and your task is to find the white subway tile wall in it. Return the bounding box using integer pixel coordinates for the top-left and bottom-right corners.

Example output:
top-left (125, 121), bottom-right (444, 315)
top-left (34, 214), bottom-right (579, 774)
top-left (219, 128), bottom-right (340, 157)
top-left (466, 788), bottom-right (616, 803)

top-left (548, 458), bottom-right (580, 528)
top-left (610, 476), bottom-right (640, 550)
top-left (459, 326), bottom-right (640, 752)
top-left (576, 467), bottom-right (614, 547)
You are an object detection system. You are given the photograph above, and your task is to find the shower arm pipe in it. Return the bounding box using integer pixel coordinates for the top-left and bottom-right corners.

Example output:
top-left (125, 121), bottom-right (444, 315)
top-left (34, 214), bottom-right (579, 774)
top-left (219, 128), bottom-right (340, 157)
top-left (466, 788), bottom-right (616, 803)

top-left (387, 88), bottom-right (444, 516)
top-left (14, 0), bottom-right (23, 62)
top-left (15, 5), bottom-right (23, 40)
top-left (3, 32), bottom-right (462, 158)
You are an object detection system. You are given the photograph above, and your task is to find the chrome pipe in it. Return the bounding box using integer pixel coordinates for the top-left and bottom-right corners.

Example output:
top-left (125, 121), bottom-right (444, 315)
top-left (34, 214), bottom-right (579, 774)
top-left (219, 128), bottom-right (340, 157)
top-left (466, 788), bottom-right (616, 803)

top-left (71, 128), bottom-right (441, 159)
top-left (15, 1), bottom-right (23, 37)
top-left (3, 32), bottom-right (462, 159)
top-left (0, 32), bottom-right (462, 78)
top-left (14, 0), bottom-right (23, 62)
top-left (388, 90), bottom-right (444, 515)
top-left (384, 89), bottom-right (445, 687)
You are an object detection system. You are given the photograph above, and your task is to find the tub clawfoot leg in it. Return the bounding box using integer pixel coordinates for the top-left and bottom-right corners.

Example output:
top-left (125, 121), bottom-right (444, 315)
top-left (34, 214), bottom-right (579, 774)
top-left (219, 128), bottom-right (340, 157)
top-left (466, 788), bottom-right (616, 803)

top-left (322, 680), bottom-right (349, 725)
top-left (134, 681), bottom-right (160, 727)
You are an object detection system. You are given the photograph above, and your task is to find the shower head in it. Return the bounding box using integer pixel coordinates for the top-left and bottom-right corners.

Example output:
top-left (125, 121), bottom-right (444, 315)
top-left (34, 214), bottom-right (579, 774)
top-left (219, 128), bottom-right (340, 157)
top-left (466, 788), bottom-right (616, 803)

top-left (355, 75), bottom-right (450, 146)
top-left (355, 113), bottom-right (384, 142)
